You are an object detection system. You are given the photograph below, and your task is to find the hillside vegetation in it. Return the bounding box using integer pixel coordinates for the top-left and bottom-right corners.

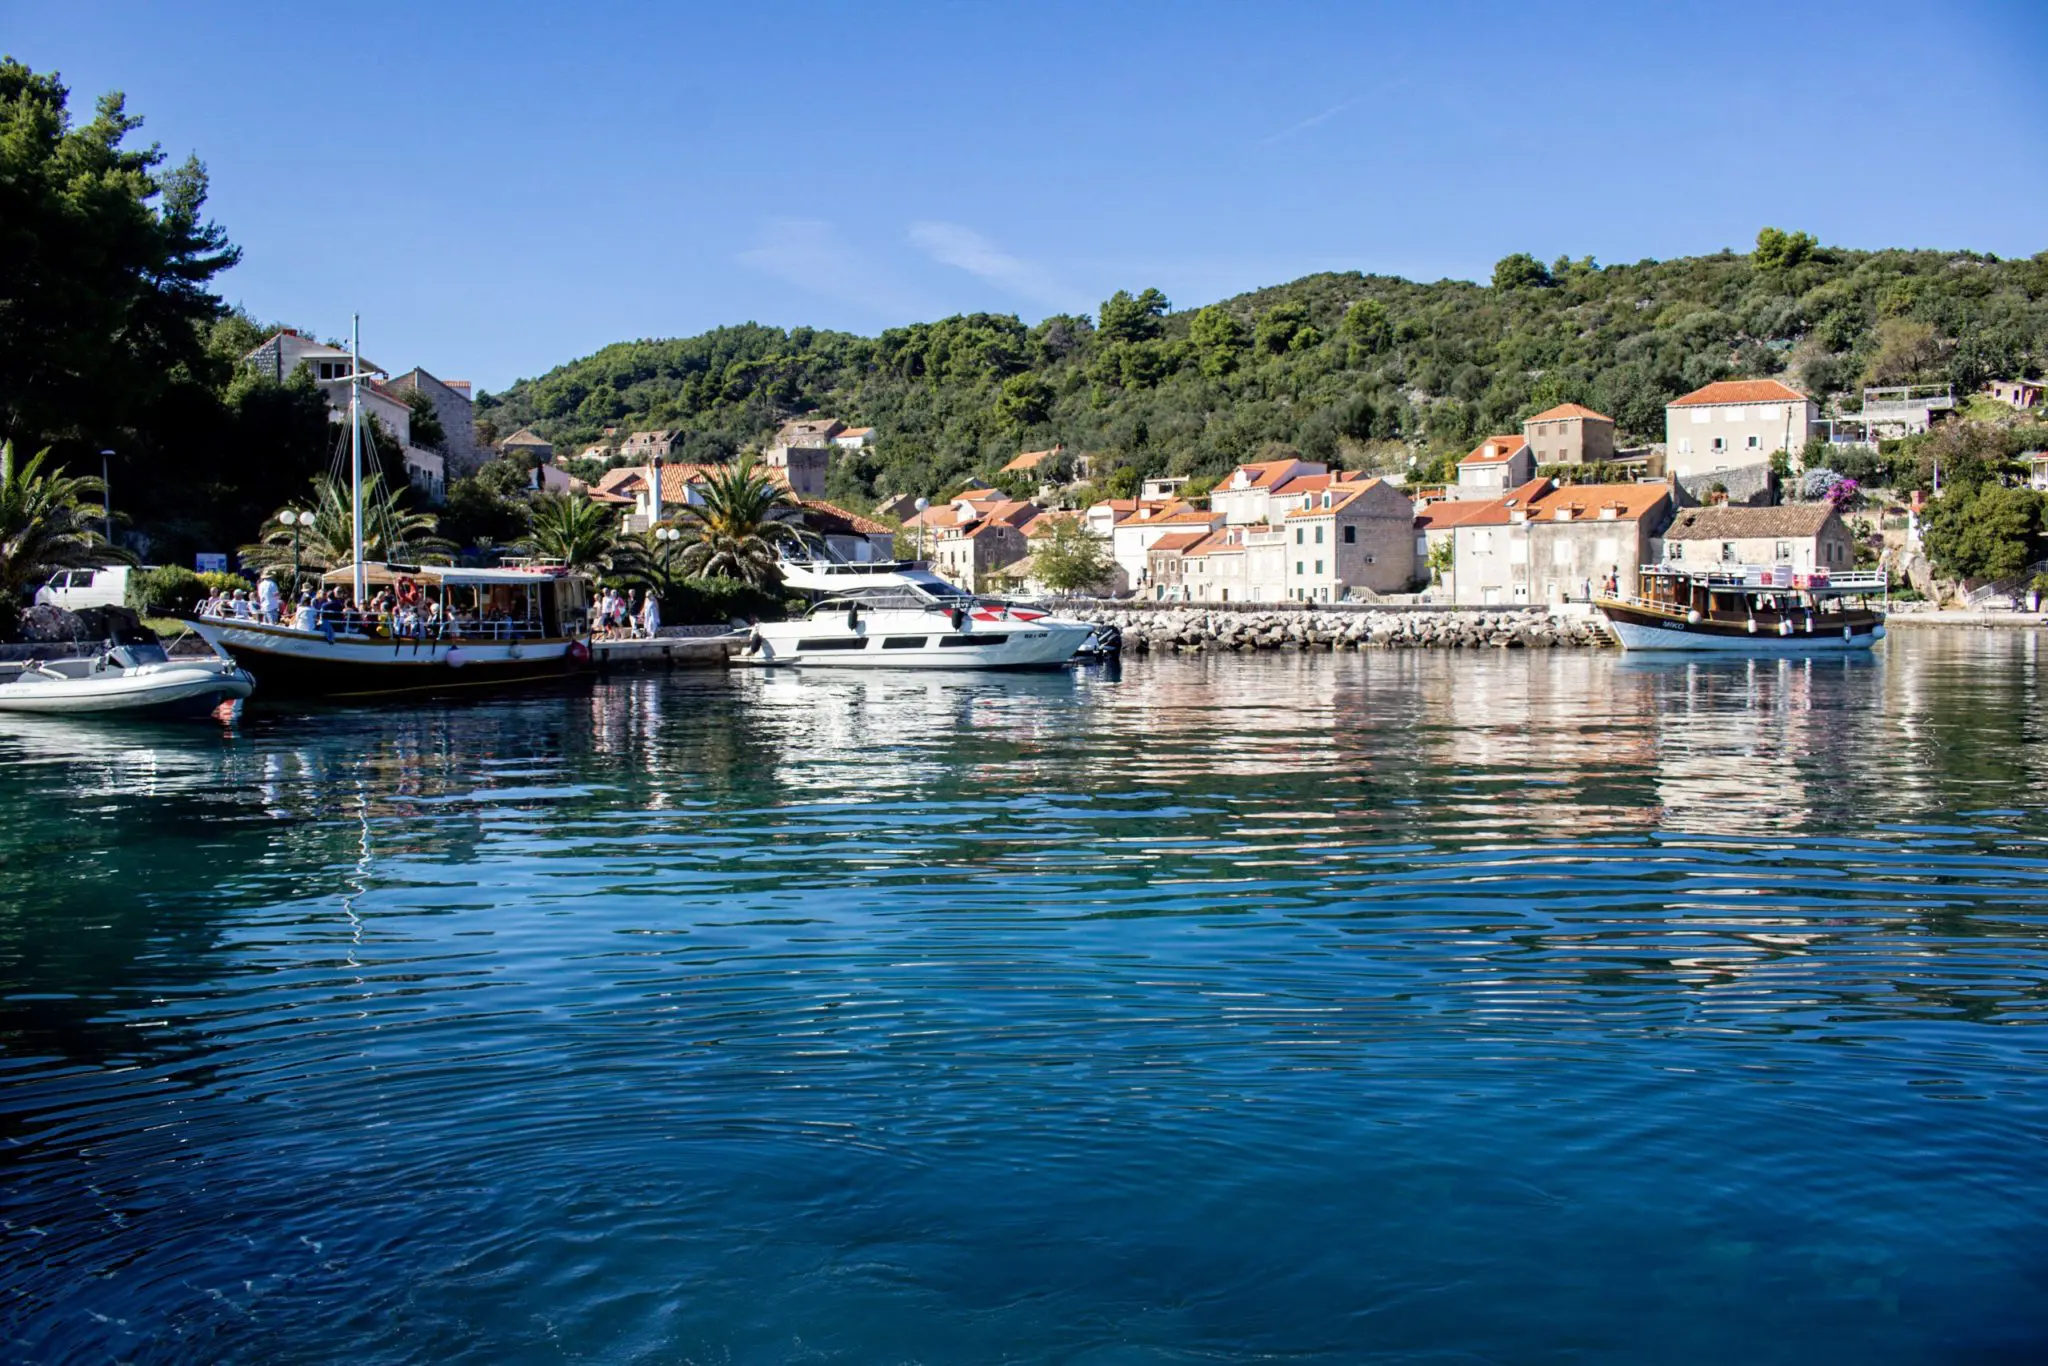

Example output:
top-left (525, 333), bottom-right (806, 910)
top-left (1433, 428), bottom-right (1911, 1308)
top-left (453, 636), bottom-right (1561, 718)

top-left (479, 239), bottom-right (2048, 507)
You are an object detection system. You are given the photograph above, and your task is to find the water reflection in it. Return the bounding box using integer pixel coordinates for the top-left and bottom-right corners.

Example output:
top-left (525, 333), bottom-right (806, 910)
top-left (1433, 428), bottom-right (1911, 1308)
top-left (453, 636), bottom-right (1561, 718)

top-left (4, 633), bottom-right (2048, 1362)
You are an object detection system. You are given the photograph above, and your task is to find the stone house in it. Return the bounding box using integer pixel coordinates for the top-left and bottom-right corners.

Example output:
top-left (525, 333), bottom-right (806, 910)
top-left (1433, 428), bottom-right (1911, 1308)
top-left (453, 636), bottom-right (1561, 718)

top-left (500, 427), bottom-right (554, 465)
top-left (1658, 503), bottom-right (1856, 573)
top-left (1145, 530), bottom-right (1212, 600)
top-left (1182, 527), bottom-right (1246, 602)
top-left (1522, 403), bottom-right (1616, 467)
top-left (1209, 457), bottom-right (1328, 525)
top-left (1454, 436), bottom-right (1534, 499)
top-left (932, 500), bottom-right (1038, 593)
top-left (762, 443), bottom-right (828, 497)
top-left (833, 426), bottom-right (875, 449)
top-left (242, 330), bottom-right (448, 502)
top-left (774, 417), bottom-right (845, 448)
top-left (1665, 379), bottom-right (1817, 479)
top-left (1279, 478), bottom-right (1420, 600)
top-left (1452, 481), bottom-right (1672, 606)
top-left (619, 430), bottom-right (679, 462)
top-left (1109, 504), bottom-right (1221, 592)
top-left (385, 367), bottom-right (483, 479)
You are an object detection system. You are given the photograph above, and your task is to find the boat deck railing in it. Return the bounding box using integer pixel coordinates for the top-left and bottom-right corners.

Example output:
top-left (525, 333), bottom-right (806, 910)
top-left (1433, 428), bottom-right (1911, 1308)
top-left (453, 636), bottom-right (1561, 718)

top-left (197, 610), bottom-right (558, 642)
top-left (1639, 563), bottom-right (1886, 592)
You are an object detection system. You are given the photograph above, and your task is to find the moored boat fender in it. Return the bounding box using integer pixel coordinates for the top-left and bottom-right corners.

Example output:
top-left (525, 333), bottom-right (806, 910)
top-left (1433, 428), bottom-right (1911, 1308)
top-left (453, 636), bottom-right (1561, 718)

top-left (446, 647), bottom-right (467, 669)
top-left (1778, 618), bottom-right (1792, 636)
top-left (1747, 617), bottom-right (1757, 634)
top-left (567, 639), bottom-right (591, 665)
top-left (847, 603), bottom-right (861, 631)
top-left (745, 630), bottom-right (763, 655)
top-left (950, 606), bottom-right (966, 631)
top-left (1844, 625), bottom-right (1852, 641)
top-left (1805, 615), bottom-right (1814, 633)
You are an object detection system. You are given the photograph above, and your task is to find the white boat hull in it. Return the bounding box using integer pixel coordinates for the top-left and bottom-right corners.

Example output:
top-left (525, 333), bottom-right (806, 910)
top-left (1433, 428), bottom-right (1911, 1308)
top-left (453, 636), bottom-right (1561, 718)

top-left (743, 609), bottom-right (1095, 669)
top-left (1604, 617), bottom-right (1885, 653)
top-left (0, 659), bottom-right (254, 717)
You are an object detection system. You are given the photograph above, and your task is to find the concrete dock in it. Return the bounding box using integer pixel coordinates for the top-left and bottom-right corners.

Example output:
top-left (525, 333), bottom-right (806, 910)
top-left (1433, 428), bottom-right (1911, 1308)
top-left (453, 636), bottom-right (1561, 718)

top-left (589, 635), bottom-right (733, 673)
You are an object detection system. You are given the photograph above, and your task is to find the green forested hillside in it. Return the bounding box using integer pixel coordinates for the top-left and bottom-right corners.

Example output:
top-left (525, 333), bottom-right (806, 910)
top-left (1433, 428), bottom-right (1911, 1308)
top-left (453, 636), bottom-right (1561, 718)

top-left (479, 240), bottom-right (2048, 507)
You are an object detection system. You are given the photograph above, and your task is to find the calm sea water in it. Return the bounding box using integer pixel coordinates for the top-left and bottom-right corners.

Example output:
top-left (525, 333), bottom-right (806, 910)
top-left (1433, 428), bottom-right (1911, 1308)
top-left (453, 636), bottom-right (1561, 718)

top-left (4, 633), bottom-right (2048, 1364)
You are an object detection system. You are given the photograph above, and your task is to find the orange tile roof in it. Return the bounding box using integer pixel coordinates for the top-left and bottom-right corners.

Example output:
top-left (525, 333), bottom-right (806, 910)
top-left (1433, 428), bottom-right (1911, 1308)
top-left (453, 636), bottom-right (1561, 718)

top-left (1226, 457), bottom-right (1311, 489)
top-left (1283, 478), bottom-right (1389, 519)
top-left (1183, 529), bottom-right (1242, 557)
top-left (1460, 435), bottom-right (1528, 466)
top-left (1435, 479), bottom-right (1668, 530)
top-left (1000, 446), bottom-right (1060, 473)
top-left (1424, 479), bottom-right (1556, 528)
top-left (1271, 470), bottom-right (1371, 496)
top-left (1147, 530), bottom-right (1211, 553)
top-left (1527, 402), bottom-right (1613, 423)
top-left (796, 497), bottom-right (891, 536)
top-left (1669, 379), bottom-right (1808, 407)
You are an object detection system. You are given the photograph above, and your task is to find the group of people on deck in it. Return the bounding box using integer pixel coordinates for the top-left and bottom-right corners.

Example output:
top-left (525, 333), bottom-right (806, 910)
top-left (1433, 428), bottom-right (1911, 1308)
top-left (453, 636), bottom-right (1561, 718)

top-left (594, 586), bottom-right (659, 640)
top-left (199, 574), bottom-right (537, 641)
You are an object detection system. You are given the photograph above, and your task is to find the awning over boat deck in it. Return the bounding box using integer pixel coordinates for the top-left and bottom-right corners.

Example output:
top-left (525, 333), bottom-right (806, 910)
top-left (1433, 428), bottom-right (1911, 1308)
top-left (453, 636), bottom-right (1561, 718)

top-left (318, 562), bottom-right (575, 589)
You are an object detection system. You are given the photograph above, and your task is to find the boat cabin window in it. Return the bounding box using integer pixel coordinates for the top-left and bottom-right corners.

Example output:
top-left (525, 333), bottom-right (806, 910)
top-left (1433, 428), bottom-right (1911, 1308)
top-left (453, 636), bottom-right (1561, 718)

top-left (798, 638), bottom-right (869, 651)
top-left (939, 634), bottom-right (1007, 648)
top-left (880, 636), bottom-right (929, 649)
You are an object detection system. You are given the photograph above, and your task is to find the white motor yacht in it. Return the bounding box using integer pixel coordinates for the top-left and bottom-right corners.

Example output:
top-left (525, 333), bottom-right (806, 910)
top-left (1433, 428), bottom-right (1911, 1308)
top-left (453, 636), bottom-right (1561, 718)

top-left (744, 566), bottom-right (1098, 670)
top-left (0, 642), bottom-right (254, 719)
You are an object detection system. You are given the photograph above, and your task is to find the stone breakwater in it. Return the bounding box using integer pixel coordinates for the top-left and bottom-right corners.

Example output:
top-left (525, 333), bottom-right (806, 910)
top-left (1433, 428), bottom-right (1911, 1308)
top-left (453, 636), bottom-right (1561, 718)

top-left (1066, 606), bottom-right (1615, 652)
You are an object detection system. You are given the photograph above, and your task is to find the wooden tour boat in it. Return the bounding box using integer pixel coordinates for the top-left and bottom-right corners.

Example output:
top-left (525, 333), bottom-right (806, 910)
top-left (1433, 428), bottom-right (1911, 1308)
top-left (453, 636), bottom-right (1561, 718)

top-left (1595, 563), bottom-right (1887, 652)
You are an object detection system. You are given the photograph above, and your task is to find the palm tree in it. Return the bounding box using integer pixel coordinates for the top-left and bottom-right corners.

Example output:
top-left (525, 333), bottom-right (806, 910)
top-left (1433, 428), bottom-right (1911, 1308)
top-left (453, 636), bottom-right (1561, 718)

top-left (0, 441), bottom-right (126, 634)
top-left (673, 455), bottom-right (806, 586)
top-left (513, 491), bottom-right (636, 575)
top-left (239, 471), bottom-right (453, 576)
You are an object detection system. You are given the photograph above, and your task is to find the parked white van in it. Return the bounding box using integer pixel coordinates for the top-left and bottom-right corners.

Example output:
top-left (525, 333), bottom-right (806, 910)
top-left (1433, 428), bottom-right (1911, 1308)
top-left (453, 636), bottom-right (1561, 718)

top-left (34, 566), bottom-right (139, 612)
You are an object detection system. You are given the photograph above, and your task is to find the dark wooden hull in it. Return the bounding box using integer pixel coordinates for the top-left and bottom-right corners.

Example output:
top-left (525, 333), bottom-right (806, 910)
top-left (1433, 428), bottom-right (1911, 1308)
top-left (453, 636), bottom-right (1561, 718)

top-left (1596, 599), bottom-right (1885, 652)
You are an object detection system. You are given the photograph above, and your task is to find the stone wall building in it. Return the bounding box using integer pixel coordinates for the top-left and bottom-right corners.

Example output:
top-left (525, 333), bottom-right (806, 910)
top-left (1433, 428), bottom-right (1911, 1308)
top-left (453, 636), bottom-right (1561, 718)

top-left (1453, 436), bottom-right (1535, 498)
top-left (1279, 478), bottom-right (1420, 600)
top-left (385, 367), bottom-right (483, 478)
top-left (1665, 379), bottom-right (1817, 480)
top-left (1452, 481), bottom-right (1672, 606)
top-left (1522, 403), bottom-right (1616, 467)
top-left (1658, 502), bottom-right (1855, 573)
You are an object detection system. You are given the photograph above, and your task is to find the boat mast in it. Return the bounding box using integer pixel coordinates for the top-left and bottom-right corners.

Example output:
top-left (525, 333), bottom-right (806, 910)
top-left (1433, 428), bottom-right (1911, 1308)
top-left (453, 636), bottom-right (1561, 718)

top-left (350, 314), bottom-right (366, 605)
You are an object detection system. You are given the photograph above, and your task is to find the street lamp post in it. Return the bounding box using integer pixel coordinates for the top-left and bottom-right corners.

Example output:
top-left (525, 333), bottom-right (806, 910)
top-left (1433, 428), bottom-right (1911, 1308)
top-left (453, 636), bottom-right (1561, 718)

top-left (280, 508), bottom-right (317, 592)
top-left (99, 449), bottom-right (115, 545)
top-left (657, 525), bottom-right (681, 579)
top-left (914, 496), bottom-right (930, 564)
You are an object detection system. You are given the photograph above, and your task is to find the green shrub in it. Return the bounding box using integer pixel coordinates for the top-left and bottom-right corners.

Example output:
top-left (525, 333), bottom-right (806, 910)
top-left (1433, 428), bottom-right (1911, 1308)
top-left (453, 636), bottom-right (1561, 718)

top-left (126, 567), bottom-right (254, 615)
top-left (660, 575), bottom-right (786, 625)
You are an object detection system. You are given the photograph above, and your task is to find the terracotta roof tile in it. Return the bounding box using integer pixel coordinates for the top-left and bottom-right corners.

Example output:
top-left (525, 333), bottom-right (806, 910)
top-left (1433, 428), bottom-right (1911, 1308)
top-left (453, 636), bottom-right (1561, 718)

top-left (1460, 435), bottom-right (1527, 466)
top-left (1669, 379), bottom-right (1808, 407)
top-left (1527, 403), bottom-right (1613, 423)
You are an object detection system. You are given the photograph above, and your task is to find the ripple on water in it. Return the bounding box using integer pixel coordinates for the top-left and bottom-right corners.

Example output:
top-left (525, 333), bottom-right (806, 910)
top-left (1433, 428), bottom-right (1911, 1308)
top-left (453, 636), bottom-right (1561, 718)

top-left (4, 637), bottom-right (2048, 1363)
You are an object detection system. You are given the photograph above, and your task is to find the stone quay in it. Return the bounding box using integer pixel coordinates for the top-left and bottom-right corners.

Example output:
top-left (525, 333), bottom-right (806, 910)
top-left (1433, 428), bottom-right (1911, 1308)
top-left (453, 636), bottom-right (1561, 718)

top-left (1060, 603), bottom-right (1615, 653)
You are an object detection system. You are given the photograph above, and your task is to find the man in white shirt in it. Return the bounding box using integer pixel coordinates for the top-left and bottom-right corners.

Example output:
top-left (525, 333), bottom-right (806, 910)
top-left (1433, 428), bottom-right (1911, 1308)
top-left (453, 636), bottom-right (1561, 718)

top-left (257, 574), bottom-right (282, 623)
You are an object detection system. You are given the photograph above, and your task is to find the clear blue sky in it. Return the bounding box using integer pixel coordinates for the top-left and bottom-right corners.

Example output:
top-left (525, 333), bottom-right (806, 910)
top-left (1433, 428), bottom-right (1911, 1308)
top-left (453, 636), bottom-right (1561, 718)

top-left (8, 0), bottom-right (2045, 392)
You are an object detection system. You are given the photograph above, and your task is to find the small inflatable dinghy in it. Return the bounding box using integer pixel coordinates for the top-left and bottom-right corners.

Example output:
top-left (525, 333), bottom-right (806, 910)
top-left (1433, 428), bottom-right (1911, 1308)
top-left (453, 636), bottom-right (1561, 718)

top-left (0, 642), bottom-right (254, 719)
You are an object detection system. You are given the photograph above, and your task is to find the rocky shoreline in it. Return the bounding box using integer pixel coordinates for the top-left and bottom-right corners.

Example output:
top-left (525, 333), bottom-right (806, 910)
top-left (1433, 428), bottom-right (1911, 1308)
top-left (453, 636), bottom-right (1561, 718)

top-left (1066, 605), bottom-right (1615, 652)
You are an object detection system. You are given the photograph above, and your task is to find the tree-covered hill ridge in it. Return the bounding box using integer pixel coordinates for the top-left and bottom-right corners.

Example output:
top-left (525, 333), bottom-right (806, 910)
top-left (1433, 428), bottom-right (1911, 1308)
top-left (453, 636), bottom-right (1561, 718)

top-left (477, 239), bottom-right (2048, 507)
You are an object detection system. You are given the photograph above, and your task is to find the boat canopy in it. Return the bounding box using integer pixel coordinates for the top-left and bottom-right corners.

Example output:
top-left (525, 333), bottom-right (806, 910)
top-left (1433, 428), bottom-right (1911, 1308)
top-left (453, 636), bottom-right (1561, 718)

top-left (318, 561), bottom-right (580, 588)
